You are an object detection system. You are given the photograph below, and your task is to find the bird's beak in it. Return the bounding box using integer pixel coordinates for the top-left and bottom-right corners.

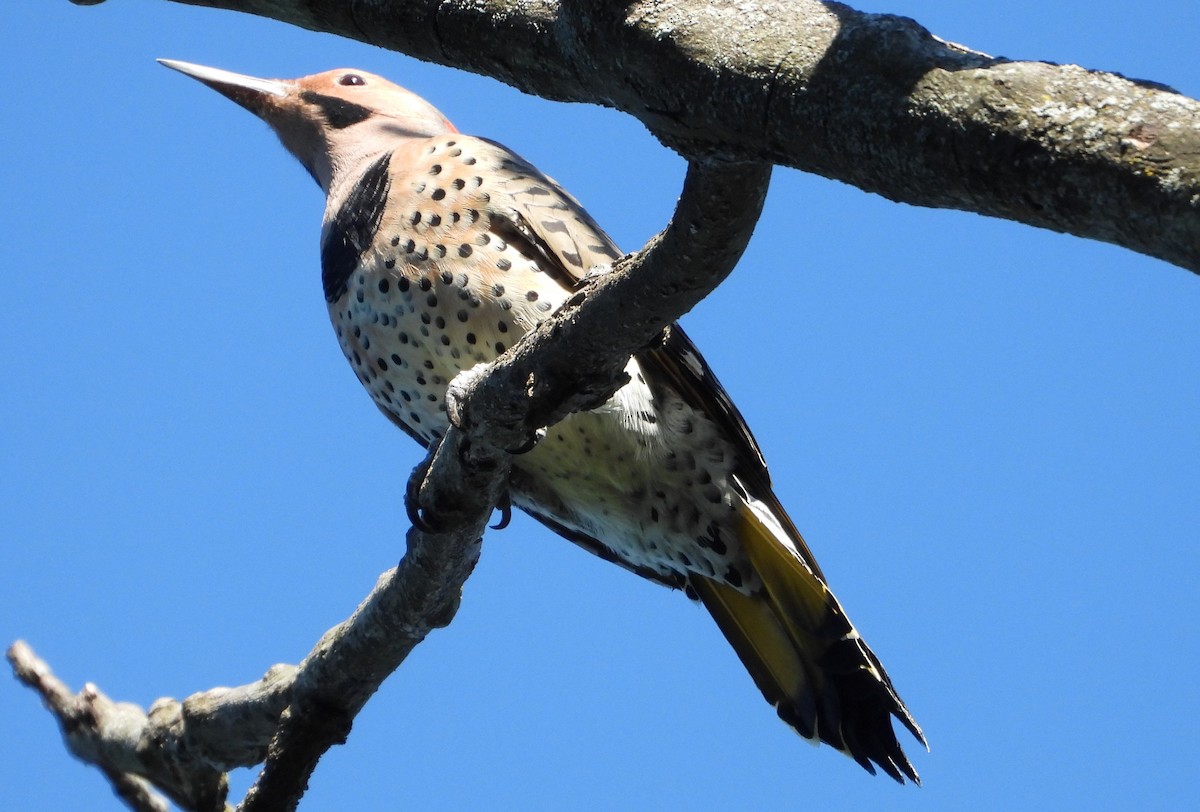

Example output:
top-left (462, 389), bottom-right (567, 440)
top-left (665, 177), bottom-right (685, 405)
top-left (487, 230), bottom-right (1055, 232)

top-left (158, 59), bottom-right (290, 117)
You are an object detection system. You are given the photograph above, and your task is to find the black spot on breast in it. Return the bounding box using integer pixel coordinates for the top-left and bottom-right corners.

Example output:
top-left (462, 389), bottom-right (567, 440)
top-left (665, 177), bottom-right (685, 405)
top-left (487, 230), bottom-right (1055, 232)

top-left (321, 152), bottom-right (392, 303)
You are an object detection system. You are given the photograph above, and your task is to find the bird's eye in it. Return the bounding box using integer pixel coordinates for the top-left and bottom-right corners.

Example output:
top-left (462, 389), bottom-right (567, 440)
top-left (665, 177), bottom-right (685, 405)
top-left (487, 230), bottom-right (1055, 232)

top-left (338, 74), bottom-right (365, 86)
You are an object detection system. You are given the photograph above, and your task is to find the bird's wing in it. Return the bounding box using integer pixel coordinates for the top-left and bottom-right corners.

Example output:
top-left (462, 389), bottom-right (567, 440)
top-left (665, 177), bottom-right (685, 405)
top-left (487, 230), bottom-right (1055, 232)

top-left (480, 140), bottom-right (623, 287)
top-left (481, 141), bottom-right (829, 581)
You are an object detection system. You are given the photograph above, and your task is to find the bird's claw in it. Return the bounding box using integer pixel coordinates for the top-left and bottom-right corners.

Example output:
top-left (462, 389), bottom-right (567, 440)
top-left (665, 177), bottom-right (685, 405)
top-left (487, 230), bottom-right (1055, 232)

top-left (405, 455), bottom-right (437, 533)
top-left (491, 491), bottom-right (513, 530)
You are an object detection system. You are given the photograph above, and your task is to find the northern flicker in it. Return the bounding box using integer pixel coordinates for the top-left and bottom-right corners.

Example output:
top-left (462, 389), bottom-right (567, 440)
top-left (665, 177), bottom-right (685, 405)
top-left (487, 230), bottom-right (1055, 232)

top-left (160, 59), bottom-right (925, 782)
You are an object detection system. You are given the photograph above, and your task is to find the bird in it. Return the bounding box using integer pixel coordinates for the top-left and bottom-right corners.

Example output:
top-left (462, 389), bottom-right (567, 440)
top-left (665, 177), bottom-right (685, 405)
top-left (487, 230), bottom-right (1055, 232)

top-left (159, 59), bottom-right (925, 782)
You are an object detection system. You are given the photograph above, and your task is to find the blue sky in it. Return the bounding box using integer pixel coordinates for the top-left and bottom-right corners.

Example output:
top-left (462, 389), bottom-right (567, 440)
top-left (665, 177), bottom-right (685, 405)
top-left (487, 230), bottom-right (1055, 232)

top-left (3, 2), bottom-right (1198, 810)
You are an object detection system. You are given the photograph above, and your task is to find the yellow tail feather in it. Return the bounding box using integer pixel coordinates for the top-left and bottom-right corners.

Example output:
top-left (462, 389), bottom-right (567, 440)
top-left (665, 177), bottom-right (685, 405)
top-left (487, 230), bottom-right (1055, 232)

top-left (690, 501), bottom-right (925, 783)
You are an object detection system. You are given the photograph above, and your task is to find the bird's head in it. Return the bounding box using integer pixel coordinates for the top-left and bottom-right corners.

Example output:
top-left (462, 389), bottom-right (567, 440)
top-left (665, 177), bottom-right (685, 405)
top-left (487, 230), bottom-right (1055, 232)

top-left (159, 60), bottom-right (457, 191)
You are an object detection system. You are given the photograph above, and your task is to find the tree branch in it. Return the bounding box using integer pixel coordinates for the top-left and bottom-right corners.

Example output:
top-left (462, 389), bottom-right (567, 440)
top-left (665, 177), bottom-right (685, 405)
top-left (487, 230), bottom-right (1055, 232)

top-left (7, 641), bottom-right (221, 812)
top-left (237, 486), bottom-right (496, 810)
top-left (11, 157), bottom-right (771, 811)
top-left (71, 0), bottom-right (1200, 272)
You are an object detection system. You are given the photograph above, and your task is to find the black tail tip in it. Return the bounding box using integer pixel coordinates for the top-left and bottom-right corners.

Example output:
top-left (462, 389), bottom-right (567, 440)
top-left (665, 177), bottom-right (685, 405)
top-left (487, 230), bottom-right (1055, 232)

top-left (778, 696), bottom-right (924, 784)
